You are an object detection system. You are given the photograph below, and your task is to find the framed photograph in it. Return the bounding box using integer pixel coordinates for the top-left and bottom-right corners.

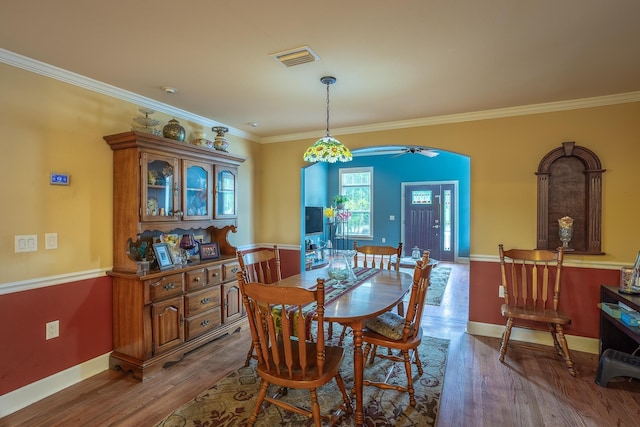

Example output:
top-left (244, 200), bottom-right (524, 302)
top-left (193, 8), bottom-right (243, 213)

top-left (153, 243), bottom-right (174, 270)
top-left (200, 242), bottom-right (220, 261)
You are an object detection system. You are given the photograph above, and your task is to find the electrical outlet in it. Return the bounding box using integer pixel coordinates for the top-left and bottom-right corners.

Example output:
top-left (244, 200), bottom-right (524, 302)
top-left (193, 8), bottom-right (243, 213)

top-left (45, 233), bottom-right (58, 249)
top-left (381, 237), bottom-right (386, 243)
top-left (498, 286), bottom-right (505, 298)
top-left (46, 320), bottom-right (60, 340)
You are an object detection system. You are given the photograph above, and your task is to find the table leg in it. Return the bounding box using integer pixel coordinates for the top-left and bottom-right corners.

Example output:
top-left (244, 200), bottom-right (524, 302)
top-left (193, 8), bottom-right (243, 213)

top-left (351, 320), bottom-right (364, 426)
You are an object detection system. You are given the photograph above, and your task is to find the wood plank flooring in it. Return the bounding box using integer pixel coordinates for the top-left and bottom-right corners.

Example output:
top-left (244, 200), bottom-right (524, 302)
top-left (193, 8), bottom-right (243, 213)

top-left (2, 262), bottom-right (640, 426)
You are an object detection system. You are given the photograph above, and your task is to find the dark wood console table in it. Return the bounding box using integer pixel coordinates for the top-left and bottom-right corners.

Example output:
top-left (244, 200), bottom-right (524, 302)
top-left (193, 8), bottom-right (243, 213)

top-left (600, 285), bottom-right (640, 356)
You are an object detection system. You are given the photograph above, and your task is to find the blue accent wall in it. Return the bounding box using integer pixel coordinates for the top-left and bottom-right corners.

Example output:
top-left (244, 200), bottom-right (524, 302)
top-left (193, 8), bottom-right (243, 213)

top-left (323, 151), bottom-right (471, 257)
top-left (302, 163), bottom-right (329, 255)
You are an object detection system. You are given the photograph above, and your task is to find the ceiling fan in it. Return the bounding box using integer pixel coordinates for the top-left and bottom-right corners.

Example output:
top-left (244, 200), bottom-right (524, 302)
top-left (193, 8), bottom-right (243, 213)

top-left (352, 146), bottom-right (439, 158)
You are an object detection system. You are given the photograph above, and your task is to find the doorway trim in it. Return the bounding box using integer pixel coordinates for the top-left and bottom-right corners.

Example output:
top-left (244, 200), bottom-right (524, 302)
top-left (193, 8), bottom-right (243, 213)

top-left (400, 180), bottom-right (459, 262)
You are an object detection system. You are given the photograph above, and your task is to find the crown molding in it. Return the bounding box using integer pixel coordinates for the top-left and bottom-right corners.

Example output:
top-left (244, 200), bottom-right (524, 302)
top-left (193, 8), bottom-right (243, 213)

top-left (0, 49), bottom-right (261, 143)
top-left (263, 91), bottom-right (640, 143)
top-left (3, 48), bottom-right (639, 146)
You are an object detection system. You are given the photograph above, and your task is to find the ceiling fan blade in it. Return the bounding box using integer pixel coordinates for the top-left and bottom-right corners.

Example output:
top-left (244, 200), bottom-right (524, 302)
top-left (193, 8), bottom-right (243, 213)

top-left (417, 150), bottom-right (439, 157)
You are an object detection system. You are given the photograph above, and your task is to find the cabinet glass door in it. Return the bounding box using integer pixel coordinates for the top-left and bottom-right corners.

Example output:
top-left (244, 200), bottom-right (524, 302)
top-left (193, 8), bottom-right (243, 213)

top-left (215, 166), bottom-right (237, 218)
top-left (183, 160), bottom-right (212, 220)
top-left (142, 153), bottom-right (179, 222)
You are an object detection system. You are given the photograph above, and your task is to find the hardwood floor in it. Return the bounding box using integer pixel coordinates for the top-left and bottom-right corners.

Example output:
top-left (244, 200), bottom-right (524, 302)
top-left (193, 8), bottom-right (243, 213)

top-left (2, 262), bottom-right (640, 426)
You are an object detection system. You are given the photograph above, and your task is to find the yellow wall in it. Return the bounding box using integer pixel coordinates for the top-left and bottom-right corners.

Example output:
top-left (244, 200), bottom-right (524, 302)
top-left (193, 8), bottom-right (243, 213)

top-left (260, 102), bottom-right (640, 264)
top-left (2, 59), bottom-right (640, 288)
top-left (0, 63), bottom-right (256, 284)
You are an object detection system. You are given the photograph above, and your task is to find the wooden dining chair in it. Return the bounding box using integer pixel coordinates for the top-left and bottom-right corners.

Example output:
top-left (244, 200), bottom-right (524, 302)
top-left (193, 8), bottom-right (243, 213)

top-left (237, 272), bottom-right (352, 426)
top-left (237, 245), bottom-right (282, 366)
top-left (360, 251), bottom-right (433, 406)
top-left (333, 242), bottom-right (404, 345)
top-left (353, 242), bottom-right (403, 271)
top-left (498, 244), bottom-right (576, 376)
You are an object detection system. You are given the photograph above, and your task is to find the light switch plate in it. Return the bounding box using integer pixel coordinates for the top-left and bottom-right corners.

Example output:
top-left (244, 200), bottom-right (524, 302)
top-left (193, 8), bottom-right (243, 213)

top-left (15, 235), bottom-right (38, 253)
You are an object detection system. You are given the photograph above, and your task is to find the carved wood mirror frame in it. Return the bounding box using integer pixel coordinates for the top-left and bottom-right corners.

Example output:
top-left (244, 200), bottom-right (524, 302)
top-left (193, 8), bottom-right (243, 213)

top-left (536, 141), bottom-right (605, 254)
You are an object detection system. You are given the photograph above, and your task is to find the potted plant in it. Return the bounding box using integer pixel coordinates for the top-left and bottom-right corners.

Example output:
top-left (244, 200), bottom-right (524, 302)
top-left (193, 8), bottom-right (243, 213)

top-left (333, 194), bottom-right (349, 209)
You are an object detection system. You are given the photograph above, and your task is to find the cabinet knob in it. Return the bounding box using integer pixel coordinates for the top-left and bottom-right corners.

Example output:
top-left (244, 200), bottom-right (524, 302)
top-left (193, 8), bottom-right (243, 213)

top-left (194, 277), bottom-right (201, 282)
top-left (200, 319), bottom-right (210, 327)
top-left (200, 298), bottom-right (211, 305)
top-left (163, 282), bottom-right (175, 291)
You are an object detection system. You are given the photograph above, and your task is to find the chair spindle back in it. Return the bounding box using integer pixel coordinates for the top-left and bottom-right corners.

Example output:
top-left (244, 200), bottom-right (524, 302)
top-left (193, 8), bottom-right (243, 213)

top-left (499, 245), bottom-right (564, 311)
top-left (237, 272), bottom-right (327, 379)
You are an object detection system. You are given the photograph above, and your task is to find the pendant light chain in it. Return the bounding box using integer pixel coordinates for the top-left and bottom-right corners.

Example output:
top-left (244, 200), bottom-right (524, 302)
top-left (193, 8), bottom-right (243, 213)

top-left (325, 81), bottom-right (331, 137)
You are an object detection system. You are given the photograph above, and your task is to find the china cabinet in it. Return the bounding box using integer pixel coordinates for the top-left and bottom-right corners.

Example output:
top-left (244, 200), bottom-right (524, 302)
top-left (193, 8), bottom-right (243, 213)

top-left (104, 131), bottom-right (247, 380)
top-left (104, 130), bottom-right (245, 273)
top-left (215, 166), bottom-right (238, 218)
top-left (108, 258), bottom-right (242, 380)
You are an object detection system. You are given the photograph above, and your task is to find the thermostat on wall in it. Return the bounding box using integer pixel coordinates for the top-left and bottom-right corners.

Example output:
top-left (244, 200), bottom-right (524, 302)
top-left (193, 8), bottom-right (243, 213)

top-left (50, 173), bottom-right (70, 185)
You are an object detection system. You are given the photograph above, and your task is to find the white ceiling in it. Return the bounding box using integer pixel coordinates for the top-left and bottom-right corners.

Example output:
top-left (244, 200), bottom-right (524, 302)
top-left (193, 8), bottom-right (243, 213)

top-left (2, 0), bottom-right (640, 141)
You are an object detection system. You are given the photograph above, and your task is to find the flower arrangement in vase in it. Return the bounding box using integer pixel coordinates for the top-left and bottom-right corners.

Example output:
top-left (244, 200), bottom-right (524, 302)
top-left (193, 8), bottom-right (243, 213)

top-left (324, 206), bottom-right (336, 223)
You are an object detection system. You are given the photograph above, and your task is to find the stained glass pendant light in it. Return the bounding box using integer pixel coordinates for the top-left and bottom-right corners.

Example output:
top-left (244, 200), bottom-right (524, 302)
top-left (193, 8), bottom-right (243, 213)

top-left (303, 76), bottom-right (352, 163)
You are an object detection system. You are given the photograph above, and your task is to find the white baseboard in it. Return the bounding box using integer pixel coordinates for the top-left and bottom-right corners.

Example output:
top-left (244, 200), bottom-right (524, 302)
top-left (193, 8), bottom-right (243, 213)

top-left (466, 321), bottom-right (599, 355)
top-left (0, 353), bottom-right (110, 418)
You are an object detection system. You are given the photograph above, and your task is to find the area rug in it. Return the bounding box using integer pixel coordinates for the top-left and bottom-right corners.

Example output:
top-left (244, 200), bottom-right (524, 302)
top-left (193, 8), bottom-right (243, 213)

top-left (426, 267), bottom-right (451, 306)
top-left (155, 336), bottom-right (449, 427)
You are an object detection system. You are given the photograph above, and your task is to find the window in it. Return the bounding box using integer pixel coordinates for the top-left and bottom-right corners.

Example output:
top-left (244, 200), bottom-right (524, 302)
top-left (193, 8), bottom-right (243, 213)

top-left (339, 167), bottom-right (373, 239)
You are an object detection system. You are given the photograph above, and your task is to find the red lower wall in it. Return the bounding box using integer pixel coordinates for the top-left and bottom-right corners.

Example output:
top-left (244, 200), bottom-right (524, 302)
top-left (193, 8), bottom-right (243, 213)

top-left (0, 248), bottom-right (298, 398)
top-left (1, 256), bottom-right (617, 397)
top-left (469, 260), bottom-right (620, 338)
top-left (0, 276), bottom-right (112, 396)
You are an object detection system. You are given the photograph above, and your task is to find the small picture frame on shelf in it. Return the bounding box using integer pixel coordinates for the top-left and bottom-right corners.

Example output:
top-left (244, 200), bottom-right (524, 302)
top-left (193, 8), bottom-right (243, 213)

top-left (153, 243), bottom-right (174, 270)
top-left (200, 242), bottom-right (220, 261)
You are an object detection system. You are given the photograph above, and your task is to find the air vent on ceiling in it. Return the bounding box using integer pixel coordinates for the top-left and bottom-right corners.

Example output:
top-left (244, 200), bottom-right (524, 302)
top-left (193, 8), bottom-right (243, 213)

top-left (271, 46), bottom-right (319, 67)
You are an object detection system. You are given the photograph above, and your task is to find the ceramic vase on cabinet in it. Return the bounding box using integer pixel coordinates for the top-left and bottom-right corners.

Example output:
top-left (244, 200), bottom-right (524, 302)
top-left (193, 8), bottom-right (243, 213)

top-left (212, 126), bottom-right (229, 152)
top-left (163, 119), bottom-right (186, 142)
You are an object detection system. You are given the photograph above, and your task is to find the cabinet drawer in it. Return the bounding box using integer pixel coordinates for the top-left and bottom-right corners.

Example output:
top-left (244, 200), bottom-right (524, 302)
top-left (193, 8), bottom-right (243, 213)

top-left (207, 264), bottom-right (223, 285)
top-left (186, 307), bottom-right (221, 340)
top-left (186, 268), bottom-right (207, 291)
top-left (149, 273), bottom-right (184, 301)
top-left (224, 261), bottom-right (241, 282)
top-left (185, 286), bottom-right (221, 317)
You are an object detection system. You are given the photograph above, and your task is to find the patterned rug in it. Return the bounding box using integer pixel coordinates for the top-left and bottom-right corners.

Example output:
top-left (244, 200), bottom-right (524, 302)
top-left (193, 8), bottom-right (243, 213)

top-left (426, 266), bottom-right (451, 306)
top-left (155, 336), bottom-right (449, 427)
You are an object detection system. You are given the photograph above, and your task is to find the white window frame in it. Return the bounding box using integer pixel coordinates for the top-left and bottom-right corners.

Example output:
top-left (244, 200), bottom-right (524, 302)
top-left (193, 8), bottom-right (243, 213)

top-left (338, 167), bottom-right (373, 239)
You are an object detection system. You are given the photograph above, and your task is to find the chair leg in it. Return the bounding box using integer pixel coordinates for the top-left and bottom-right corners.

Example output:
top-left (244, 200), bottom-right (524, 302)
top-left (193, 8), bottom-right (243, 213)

top-left (402, 349), bottom-right (417, 407)
top-left (499, 317), bottom-right (514, 362)
top-left (245, 343), bottom-right (255, 367)
top-left (363, 343), bottom-right (374, 364)
top-left (413, 348), bottom-right (424, 376)
top-left (554, 323), bottom-right (577, 377)
top-left (338, 325), bottom-right (349, 346)
top-left (334, 372), bottom-right (354, 414)
top-left (249, 379), bottom-right (270, 426)
top-left (328, 321), bottom-right (334, 339)
top-left (397, 301), bottom-right (405, 316)
top-left (548, 322), bottom-right (564, 356)
top-left (309, 388), bottom-right (322, 426)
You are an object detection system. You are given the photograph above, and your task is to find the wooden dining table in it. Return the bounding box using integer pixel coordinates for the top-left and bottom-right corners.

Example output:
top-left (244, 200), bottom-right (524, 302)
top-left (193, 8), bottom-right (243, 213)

top-left (274, 266), bottom-right (413, 426)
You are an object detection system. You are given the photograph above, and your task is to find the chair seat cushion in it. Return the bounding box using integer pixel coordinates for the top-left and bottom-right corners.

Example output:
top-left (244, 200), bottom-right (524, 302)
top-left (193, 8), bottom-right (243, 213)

top-left (365, 311), bottom-right (406, 340)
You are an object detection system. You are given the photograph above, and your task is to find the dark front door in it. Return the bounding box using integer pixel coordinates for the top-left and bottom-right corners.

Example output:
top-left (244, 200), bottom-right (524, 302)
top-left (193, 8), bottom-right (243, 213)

top-left (404, 183), bottom-right (455, 262)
